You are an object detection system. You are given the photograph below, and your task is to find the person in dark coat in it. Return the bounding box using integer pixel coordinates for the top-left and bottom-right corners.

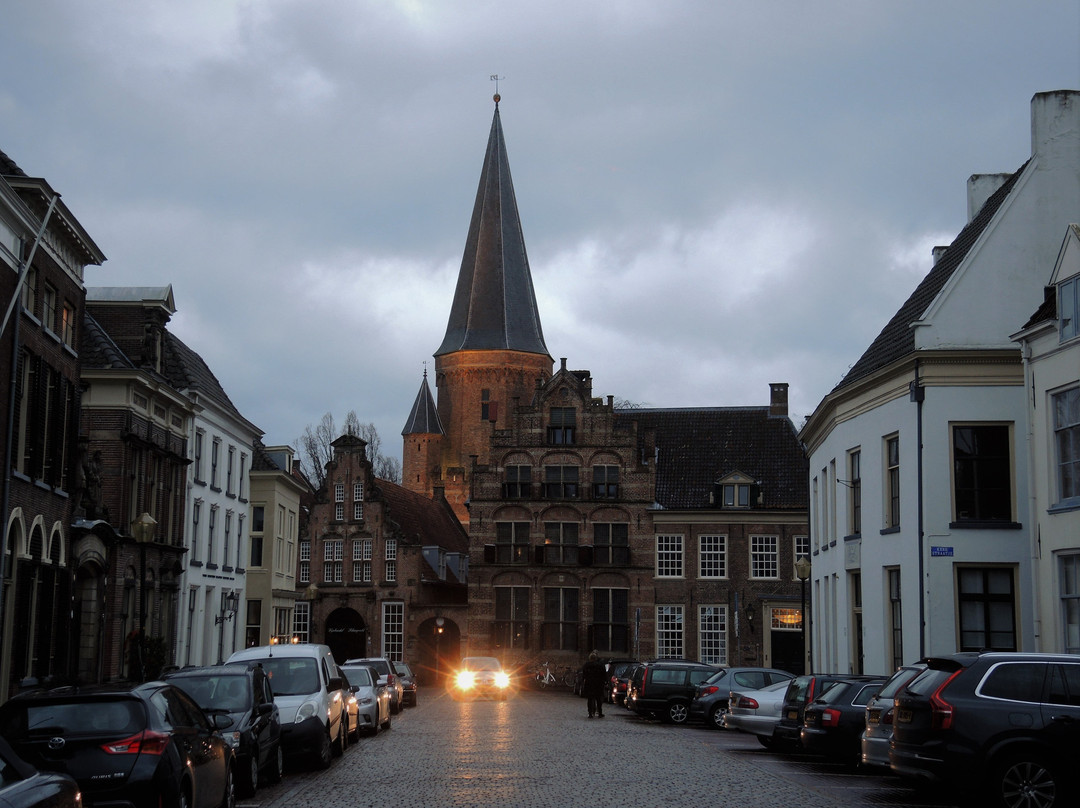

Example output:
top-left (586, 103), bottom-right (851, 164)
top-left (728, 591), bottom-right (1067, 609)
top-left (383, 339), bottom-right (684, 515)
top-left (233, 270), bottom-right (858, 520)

top-left (581, 652), bottom-right (608, 718)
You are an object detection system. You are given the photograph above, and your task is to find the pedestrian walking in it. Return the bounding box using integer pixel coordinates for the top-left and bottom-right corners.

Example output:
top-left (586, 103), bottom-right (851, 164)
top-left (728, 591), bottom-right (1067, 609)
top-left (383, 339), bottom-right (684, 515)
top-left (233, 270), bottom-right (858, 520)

top-left (581, 651), bottom-right (608, 718)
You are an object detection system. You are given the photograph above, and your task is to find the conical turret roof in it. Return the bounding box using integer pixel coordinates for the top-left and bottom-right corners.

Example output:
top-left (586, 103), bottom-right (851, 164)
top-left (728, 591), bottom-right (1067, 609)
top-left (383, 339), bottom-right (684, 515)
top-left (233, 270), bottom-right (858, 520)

top-left (402, 371), bottom-right (444, 436)
top-left (435, 97), bottom-right (550, 358)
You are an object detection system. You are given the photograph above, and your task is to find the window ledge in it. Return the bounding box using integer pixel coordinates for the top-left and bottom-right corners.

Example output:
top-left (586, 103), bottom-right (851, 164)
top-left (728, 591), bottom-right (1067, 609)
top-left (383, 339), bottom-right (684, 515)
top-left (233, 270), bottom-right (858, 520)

top-left (948, 521), bottom-right (1022, 530)
top-left (1048, 499), bottom-right (1080, 515)
top-left (843, 533), bottom-right (861, 542)
top-left (880, 526), bottom-right (901, 535)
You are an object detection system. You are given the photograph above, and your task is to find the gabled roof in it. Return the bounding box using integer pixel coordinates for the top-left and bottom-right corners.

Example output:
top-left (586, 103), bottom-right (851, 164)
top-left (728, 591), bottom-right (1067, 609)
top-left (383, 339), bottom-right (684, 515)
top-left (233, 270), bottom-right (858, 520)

top-left (81, 312), bottom-right (137, 370)
top-left (617, 407), bottom-right (808, 510)
top-left (375, 478), bottom-right (469, 554)
top-left (435, 97), bottom-right (550, 359)
top-left (835, 163), bottom-right (1026, 392)
top-left (401, 371), bottom-right (444, 436)
top-left (161, 331), bottom-right (248, 424)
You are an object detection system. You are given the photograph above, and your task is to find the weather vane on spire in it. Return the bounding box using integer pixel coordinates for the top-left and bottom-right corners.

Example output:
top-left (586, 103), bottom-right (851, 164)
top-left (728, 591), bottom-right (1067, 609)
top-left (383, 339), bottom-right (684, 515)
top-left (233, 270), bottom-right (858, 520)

top-left (490, 74), bottom-right (504, 105)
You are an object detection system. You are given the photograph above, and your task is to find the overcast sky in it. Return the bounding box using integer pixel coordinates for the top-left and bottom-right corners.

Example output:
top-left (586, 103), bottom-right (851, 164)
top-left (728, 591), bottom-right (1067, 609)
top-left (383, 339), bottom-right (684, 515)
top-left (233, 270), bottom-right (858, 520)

top-left (3, 1), bottom-right (1079, 464)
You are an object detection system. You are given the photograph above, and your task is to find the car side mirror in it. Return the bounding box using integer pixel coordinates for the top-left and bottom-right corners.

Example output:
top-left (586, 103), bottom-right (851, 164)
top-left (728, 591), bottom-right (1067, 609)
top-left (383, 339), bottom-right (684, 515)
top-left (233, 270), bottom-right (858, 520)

top-left (328, 676), bottom-right (343, 692)
top-left (213, 713), bottom-right (235, 730)
top-left (257, 702), bottom-right (274, 716)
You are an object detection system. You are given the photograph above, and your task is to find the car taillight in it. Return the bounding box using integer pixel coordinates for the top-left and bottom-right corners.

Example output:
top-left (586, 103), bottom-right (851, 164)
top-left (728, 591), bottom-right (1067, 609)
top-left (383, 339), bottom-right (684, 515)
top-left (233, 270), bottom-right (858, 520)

top-left (929, 670), bottom-right (961, 730)
top-left (821, 708), bottom-right (842, 727)
top-left (881, 707), bottom-right (894, 725)
top-left (699, 685), bottom-right (720, 697)
top-left (387, 674), bottom-right (396, 685)
top-left (736, 696), bottom-right (759, 709)
top-left (102, 729), bottom-right (170, 756)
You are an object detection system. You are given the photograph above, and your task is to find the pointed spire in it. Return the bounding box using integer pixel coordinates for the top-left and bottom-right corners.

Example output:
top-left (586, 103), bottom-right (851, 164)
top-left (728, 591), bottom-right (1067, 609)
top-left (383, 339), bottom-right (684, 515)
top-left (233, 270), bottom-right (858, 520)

top-left (402, 368), bottom-right (444, 436)
top-left (435, 97), bottom-right (550, 358)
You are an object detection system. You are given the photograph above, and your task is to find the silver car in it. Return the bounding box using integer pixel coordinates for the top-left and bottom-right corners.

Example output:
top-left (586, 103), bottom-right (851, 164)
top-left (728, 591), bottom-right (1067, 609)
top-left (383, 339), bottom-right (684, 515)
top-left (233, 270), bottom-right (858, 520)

top-left (345, 657), bottom-right (404, 714)
top-left (722, 679), bottom-right (791, 748)
top-left (860, 663), bottom-right (926, 769)
top-left (341, 664), bottom-right (392, 736)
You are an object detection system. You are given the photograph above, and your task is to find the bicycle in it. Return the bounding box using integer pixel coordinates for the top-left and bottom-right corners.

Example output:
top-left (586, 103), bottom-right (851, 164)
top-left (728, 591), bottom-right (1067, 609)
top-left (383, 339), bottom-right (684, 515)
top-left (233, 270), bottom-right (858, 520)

top-left (531, 661), bottom-right (557, 689)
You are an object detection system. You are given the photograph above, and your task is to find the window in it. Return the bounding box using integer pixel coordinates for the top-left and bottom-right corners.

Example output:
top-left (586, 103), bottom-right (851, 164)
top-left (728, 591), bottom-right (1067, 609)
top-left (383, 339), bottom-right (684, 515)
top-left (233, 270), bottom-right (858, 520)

top-left (592, 588), bottom-right (629, 653)
top-left (385, 539), bottom-right (397, 582)
top-left (191, 500), bottom-right (202, 562)
top-left (543, 465), bottom-right (579, 498)
top-left (223, 512), bottom-right (232, 568)
top-left (335, 483), bottom-right (344, 502)
top-left (887, 568), bottom-right (902, 670)
top-left (1054, 388), bottom-right (1080, 503)
top-left (292, 601), bottom-right (310, 645)
top-left (885, 435), bottom-right (900, 529)
top-left (542, 587), bottom-right (579, 650)
top-left (750, 535), bottom-right (779, 579)
top-left (1060, 554), bottom-right (1080, 654)
top-left (848, 449), bottom-right (861, 535)
top-left (958, 566), bottom-right (1017, 651)
top-left (547, 407), bottom-right (576, 445)
top-left (383, 602), bottom-right (404, 661)
top-left (353, 482), bottom-right (364, 521)
top-left (61, 302), bottom-right (75, 347)
top-left (42, 282), bottom-right (57, 332)
top-left (238, 453), bottom-right (247, 500)
top-left (592, 465), bottom-right (619, 499)
top-left (324, 539), bottom-right (343, 583)
top-left (480, 388), bottom-right (497, 421)
top-left (211, 438), bottom-right (220, 489)
top-left (494, 586), bottom-right (530, 649)
top-left (699, 605), bottom-right (727, 665)
top-left (656, 535), bottom-right (684, 577)
top-left (21, 265), bottom-right (37, 314)
top-left (793, 535), bottom-right (809, 578)
top-left (850, 570), bottom-right (863, 674)
top-left (335, 503), bottom-right (344, 522)
top-left (495, 522), bottom-right (530, 564)
top-left (656, 605), bottom-right (684, 658)
top-left (207, 506), bottom-right (217, 565)
top-left (543, 522), bottom-right (578, 564)
top-left (193, 431), bottom-right (204, 482)
top-left (593, 523), bottom-right (629, 565)
top-left (227, 446), bottom-right (235, 495)
top-left (353, 501), bottom-right (364, 521)
top-left (723, 483), bottom-right (750, 508)
top-left (953, 424), bottom-right (1012, 522)
top-left (503, 465), bottom-right (531, 498)
top-left (1060, 275), bottom-right (1080, 341)
top-left (299, 540), bottom-right (310, 583)
top-left (699, 535), bottom-right (726, 578)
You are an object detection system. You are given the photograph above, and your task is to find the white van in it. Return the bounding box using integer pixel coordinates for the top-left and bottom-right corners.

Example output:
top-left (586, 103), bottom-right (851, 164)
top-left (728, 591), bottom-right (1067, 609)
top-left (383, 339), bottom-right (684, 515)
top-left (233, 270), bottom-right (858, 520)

top-left (227, 643), bottom-right (347, 769)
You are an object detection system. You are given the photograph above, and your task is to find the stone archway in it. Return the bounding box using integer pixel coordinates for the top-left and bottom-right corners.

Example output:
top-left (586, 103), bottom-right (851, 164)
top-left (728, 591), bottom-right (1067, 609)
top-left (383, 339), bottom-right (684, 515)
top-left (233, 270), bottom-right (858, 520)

top-left (416, 617), bottom-right (462, 688)
top-left (324, 607), bottom-right (367, 663)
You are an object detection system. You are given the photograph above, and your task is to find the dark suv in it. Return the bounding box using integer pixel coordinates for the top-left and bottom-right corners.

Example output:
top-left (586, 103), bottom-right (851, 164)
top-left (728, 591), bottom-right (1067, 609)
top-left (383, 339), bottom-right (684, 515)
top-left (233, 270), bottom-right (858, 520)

top-left (890, 652), bottom-right (1080, 807)
top-left (629, 660), bottom-right (718, 724)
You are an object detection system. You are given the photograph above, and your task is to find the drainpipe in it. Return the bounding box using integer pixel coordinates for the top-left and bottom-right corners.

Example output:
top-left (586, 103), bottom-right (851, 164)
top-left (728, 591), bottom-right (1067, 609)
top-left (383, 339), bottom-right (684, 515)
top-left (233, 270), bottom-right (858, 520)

top-left (910, 359), bottom-right (926, 659)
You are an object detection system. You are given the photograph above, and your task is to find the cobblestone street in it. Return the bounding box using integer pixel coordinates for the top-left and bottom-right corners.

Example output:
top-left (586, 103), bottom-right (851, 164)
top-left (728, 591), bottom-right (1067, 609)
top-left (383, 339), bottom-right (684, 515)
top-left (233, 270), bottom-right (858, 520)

top-left (242, 690), bottom-right (955, 808)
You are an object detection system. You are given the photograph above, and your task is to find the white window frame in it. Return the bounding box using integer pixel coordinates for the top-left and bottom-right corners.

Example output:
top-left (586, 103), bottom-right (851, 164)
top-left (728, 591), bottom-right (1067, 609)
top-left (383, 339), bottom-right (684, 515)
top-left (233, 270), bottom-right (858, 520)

top-left (750, 534), bottom-right (779, 579)
top-left (656, 605), bottom-right (684, 658)
top-left (656, 534), bottom-right (684, 578)
top-left (699, 534), bottom-right (726, 579)
top-left (699, 604), bottom-right (727, 665)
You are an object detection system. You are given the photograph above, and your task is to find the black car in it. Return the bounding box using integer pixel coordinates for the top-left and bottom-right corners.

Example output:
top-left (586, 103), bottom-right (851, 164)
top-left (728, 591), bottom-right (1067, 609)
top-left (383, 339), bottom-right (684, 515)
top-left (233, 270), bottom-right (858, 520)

top-left (0, 681), bottom-right (234, 808)
top-left (166, 663), bottom-right (282, 797)
top-left (800, 676), bottom-right (887, 761)
top-left (0, 733), bottom-right (82, 808)
top-left (629, 660), bottom-right (719, 724)
top-left (603, 659), bottom-right (637, 705)
top-left (774, 673), bottom-right (881, 750)
top-left (890, 651), bottom-right (1080, 807)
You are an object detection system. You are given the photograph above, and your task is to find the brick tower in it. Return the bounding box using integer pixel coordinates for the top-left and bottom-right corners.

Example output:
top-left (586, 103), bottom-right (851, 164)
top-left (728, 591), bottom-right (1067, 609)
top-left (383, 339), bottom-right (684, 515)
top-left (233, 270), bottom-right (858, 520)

top-left (403, 95), bottom-right (553, 523)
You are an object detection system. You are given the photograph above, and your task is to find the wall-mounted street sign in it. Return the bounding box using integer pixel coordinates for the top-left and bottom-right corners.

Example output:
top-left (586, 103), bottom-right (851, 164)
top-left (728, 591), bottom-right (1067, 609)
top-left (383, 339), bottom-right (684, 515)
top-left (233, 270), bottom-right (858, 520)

top-left (930, 546), bottom-right (954, 557)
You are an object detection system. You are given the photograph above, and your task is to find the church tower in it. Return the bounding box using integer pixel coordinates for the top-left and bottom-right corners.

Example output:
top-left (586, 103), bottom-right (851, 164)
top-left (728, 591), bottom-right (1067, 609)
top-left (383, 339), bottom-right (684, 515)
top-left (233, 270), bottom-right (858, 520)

top-left (404, 95), bottom-right (553, 523)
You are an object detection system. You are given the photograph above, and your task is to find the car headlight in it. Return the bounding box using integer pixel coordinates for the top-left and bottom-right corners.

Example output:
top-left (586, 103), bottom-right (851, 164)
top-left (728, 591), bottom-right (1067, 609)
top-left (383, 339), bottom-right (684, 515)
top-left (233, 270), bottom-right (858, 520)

top-left (494, 672), bottom-right (510, 689)
top-left (456, 671), bottom-right (475, 689)
top-left (294, 699), bottom-right (321, 722)
top-left (224, 731), bottom-right (241, 749)
top-left (357, 696), bottom-right (374, 705)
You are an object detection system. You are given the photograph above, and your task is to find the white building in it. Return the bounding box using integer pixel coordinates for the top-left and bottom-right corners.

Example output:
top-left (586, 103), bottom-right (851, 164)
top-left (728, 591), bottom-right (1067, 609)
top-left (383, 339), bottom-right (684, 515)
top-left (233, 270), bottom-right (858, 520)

top-left (799, 90), bottom-right (1080, 674)
top-left (1013, 223), bottom-right (1080, 655)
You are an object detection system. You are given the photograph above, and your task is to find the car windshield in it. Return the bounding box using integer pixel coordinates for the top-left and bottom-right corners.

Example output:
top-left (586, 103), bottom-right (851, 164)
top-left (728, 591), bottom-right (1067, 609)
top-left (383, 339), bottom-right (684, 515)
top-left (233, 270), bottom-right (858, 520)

top-left (241, 658), bottom-right (319, 696)
top-left (342, 667), bottom-right (373, 687)
top-left (172, 675), bottom-right (249, 712)
top-left (394, 662), bottom-right (412, 676)
top-left (462, 657), bottom-right (501, 671)
top-left (15, 699), bottom-right (141, 736)
top-left (876, 667), bottom-right (925, 699)
top-left (353, 660), bottom-right (390, 676)
top-left (703, 669), bottom-right (730, 685)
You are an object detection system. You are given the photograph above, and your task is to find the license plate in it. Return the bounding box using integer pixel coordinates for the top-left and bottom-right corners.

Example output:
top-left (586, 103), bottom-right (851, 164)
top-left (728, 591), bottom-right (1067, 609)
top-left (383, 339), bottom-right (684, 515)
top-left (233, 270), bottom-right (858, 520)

top-left (897, 708), bottom-right (912, 723)
top-left (868, 709), bottom-right (880, 725)
top-left (787, 709), bottom-right (799, 720)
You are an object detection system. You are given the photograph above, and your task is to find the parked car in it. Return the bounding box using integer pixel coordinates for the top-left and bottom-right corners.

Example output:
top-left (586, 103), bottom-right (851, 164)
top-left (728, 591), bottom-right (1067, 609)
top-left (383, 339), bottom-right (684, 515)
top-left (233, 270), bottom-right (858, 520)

top-left (393, 661), bottom-right (418, 707)
top-left (345, 657), bottom-right (404, 714)
top-left (449, 657), bottom-right (512, 700)
top-left (340, 663), bottom-right (392, 735)
top-left (800, 676), bottom-right (887, 761)
top-left (721, 679), bottom-right (792, 748)
top-left (860, 662), bottom-right (927, 770)
top-left (690, 667), bottom-right (795, 729)
top-left (774, 673), bottom-right (880, 750)
top-left (227, 643), bottom-right (347, 770)
top-left (0, 681), bottom-right (234, 808)
top-left (629, 660), bottom-right (719, 724)
top-left (165, 663), bottom-right (282, 797)
top-left (891, 651), bottom-right (1080, 807)
top-left (0, 733), bottom-right (83, 808)
top-left (624, 662), bottom-right (649, 712)
top-left (603, 659), bottom-right (638, 705)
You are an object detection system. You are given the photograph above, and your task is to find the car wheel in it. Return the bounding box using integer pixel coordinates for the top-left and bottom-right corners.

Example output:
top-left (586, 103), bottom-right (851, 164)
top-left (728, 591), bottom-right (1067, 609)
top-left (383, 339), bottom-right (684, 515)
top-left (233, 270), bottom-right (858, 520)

top-left (313, 725), bottom-right (332, 770)
top-left (665, 700), bottom-right (690, 725)
top-left (758, 735), bottom-right (776, 750)
top-left (381, 708), bottom-right (392, 731)
top-left (332, 719), bottom-right (346, 757)
top-left (992, 752), bottom-right (1061, 808)
top-left (264, 743), bottom-right (283, 785)
top-left (218, 763), bottom-right (235, 808)
top-left (174, 783), bottom-right (193, 808)
top-left (708, 704), bottom-right (728, 730)
top-left (239, 752), bottom-right (259, 798)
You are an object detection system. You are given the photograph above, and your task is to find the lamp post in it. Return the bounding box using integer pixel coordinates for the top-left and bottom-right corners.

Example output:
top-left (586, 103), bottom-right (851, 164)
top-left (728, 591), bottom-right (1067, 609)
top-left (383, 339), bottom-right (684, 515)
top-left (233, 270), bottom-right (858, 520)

top-left (131, 513), bottom-right (157, 681)
top-left (434, 617), bottom-right (445, 685)
top-left (795, 555), bottom-right (812, 673)
top-left (215, 590), bottom-right (239, 663)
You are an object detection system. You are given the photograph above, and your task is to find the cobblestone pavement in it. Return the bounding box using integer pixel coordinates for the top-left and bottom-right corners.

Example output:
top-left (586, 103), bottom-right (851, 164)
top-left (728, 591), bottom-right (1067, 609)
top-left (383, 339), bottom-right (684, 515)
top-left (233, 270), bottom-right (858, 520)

top-left (243, 690), bottom-right (956, 808)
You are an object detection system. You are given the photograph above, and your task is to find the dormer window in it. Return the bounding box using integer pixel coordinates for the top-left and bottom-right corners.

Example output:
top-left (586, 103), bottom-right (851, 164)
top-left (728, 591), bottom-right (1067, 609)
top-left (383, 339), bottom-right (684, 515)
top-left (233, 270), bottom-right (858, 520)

top-left (724, 484), bottom-right (750, 508)
top-left (714, 472), bottom-right (759, 509)
top-left (1060, 275), bottom-right (1080, 342)
top-left (547, 407), bottom-right (576, 445)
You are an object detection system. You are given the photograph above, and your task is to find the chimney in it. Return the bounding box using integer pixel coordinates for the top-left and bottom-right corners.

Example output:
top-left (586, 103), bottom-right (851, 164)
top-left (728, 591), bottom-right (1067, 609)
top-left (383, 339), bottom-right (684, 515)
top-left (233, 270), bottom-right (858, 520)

top-left (1031, 90), bottom-right (1080, 166)
top-left (769, 383), bottom-right (789, 417)
top-left (932, 246), bottom-right (949, 265)
top-left (967, 174), bottom-right (1010, 222)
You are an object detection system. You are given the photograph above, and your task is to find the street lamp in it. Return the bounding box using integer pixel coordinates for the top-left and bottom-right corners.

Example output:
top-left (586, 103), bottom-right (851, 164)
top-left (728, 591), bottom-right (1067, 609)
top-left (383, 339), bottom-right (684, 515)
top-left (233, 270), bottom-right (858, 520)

top-left (795, 555), bottom-right (812, 673)
top-left (131, 513), bottom-right (157, 681)
top-left (434, 617), bottom-right (445, 684)
top-left (216, 590), bottom-right (239, 663)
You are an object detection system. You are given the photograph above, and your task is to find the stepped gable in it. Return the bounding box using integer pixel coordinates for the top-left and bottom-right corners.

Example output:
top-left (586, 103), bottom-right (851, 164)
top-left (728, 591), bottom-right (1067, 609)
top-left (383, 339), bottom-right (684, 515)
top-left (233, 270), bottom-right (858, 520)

top-left (374, 477), bottom-right (469, 556)
top-left (618, 407), bottom-right (808, 510)
top-left (835, 162), bottom-right (1026, 392)
top-left (435, 96), bottom-right (549, 358)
